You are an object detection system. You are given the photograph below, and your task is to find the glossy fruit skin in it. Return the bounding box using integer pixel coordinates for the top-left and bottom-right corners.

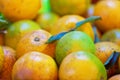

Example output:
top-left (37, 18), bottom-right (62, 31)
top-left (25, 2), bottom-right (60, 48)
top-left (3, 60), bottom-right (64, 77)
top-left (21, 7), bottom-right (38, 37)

top-left (36, 12), bottom-right (59, 32)
top-left (0, 46), bottom-right (4, 72)
top-left (51, 15), bottom-right (94, 40)
top-left (59, 51), bottom-right (107, 80)
top-left (108, 74), bottom-right (120, 80)
top-left (94, 0), bottom-right (120, 33)
top-left (0, 0), bottom-right (40, 22)
top-left (0, 46), bottom-right (16, 80)
top-left (50, 0), bottom-right (91, 16)
top-left (16, 30), bottom-right (56, 58)
top-left (12, 51), bottom-right (58, 80)
top-left (55, 31), bottom-right (96, 65)
top-left (95, 42), bottom-right (120, 63)
top-left (5, 20), bottom-right (41, 49)
top-left (101, 29), bottom-right (120, 46)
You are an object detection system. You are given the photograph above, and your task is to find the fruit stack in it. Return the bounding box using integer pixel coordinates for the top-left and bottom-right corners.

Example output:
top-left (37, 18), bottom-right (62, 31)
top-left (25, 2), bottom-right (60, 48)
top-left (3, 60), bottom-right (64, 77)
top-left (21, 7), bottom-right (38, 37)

top-left (0, 0), bottom-right (120, 80)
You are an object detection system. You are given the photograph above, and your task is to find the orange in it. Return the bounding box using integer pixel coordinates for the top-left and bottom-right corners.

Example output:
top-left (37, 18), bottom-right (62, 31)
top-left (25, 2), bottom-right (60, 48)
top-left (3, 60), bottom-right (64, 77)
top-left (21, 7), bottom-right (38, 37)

top-left (5, 20), bottom-right (41, 49)
top-left (12, 51), bottom-right (58, 80)
top-left (59, 51), bottom-right (107, 80)
top-left (36, 12), bottom-right (59, 32)
top-left (50, 0), bottom-right (91, 16)
top-left (55, 31), bottom-right (95, 65)
top-left (95, 42), bottom-right (120, 63)
top-left (109, 74), bottom-right (120, 80)
top-left (0, 0), bottom-right (40, 22)
top-left (94, 0), bottom-right (120, 33)
top-left (0, 46), bottom-right (16, 80)
top-left (50, 15), bottom-right (94, 40)
top-left (0, 46), bottom-right (4, 72)
top-left (101, 29), bottom-right (120, 46)
top-left (16, 30), bottom-right (56, 58)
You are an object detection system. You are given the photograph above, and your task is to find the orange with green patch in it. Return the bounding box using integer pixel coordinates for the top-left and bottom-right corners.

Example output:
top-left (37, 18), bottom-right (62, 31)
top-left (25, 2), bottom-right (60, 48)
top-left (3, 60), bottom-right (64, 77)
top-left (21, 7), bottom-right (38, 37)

top-left (55, 31), bottom-right (95, 65)
top-left (51, 15), bottom-right (94, 40)
top-left (101, 29), bottom-right (120, 46)
top-left (50, 0), bottom-right (91, 15)
top-left (5, 20), bottom-right (41, 49)
top-left (36, 12), bottom-right (59, 32)
top-left (59, 51), bottom-right (107, 80)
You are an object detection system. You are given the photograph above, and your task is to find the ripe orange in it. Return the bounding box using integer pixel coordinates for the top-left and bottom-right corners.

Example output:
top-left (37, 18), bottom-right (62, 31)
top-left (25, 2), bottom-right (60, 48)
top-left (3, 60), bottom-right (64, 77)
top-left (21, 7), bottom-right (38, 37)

top-left (50, 15), bottom-right (94, 40)
top-left (50, 0), bottom-right (91, 16)
top-left (0, 0), bottom-right (41, 22)
top-left (0, 46), bottom-right (16, 80)
top-left (5, 20), bottom-right (41, 49)
top-left (95, 42), bottom-right (120, 63)
top-left (12, 51), bottom-right (58, 80)
top-left (59, 51), bottom-right (107, 80)
top-left (55, 31), bottom-right (96, 65)
top-left (36, 12), bottom-right (59, 32)
top-left (16, 30), bottom-right (56, 58)
top-left (94, 0), bottom-right (120, 33)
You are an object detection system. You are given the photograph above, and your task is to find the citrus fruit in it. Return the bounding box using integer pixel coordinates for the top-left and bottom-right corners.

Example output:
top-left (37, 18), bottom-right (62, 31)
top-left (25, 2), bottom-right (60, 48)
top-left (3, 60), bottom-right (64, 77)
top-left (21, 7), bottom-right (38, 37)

top-left (50, 0), bottom-right (91, 16)
top-left (36, 12), bottom-right (59, 32)
top-left (0, 46), bottom-right (4, 72)
top-left (50, 15), bottom-right (94, 40)
top-left (0, 0), bottom-right (41, 22)
top-left (12, 51), bottom-right (58, 80)
top-left (5, 20), bottom-right (41, 49)
top-left (16, 30), bottom-right (56, 58)
top-left (101, 29), bottom-right (120, 46)
top-left (109, 74), bottom-right (120, 80)
top-left (95, 42), bottom-right (120, 63)
top-left (0, 46), bottom-right (16, 80)
top-left (55, 31), bottom-right (96, 65)
top-left (94, 0), bottom-right (120, 33)
top-left (59, 51), bottom-right (107, 80)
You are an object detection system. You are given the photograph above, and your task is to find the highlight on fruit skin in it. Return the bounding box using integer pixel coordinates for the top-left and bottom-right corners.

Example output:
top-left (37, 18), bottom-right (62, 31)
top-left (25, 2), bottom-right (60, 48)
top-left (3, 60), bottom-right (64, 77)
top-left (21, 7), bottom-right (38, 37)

top-left (5, 20), bottom-right (41, 49)
top-left (0, 0), bottom-right (41, 22)
top-left (59, 51), bottom-right (107, 80)
top-left (35, 12), bottom-right (60, 32)
top-left (95, 42), bottom-right (120, 64)
top-left (55, 31), bottom-right (96, 65)
top-left (16, 29), bottom-right (56, 59)
top-left (93, 0), bottom-right (120, 33)
top-left (0, 46), bottom-right (16, 80)
top-left (12, 51), bottom-right (58, 80)
top-left (50, 15), bottom-right (97, 41)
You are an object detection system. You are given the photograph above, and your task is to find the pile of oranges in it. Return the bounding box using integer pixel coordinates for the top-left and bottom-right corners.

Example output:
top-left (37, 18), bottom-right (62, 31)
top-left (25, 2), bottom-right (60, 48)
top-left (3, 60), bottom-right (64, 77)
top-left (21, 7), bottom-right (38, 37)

top-left (0, 0), bottom-right (120, 80)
